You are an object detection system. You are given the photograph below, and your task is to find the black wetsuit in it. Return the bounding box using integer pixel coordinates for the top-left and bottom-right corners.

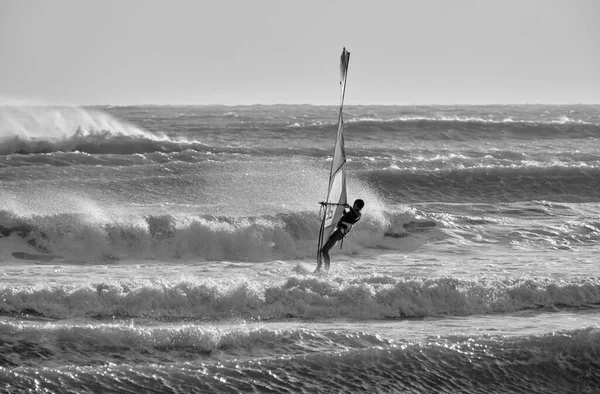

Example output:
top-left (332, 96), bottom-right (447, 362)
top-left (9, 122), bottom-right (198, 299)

top-left (318, 206), bottom-right (361, 270)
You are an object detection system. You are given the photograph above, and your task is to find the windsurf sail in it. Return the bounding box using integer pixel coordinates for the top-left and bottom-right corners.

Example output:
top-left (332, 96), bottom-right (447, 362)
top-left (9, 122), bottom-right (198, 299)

top-left (317, 47), bottom-right (350, 266)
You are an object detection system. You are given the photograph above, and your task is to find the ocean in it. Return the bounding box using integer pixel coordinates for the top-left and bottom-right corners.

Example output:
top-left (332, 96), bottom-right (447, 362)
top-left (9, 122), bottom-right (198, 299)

top-left (1, 104), bottom-right (600, 393)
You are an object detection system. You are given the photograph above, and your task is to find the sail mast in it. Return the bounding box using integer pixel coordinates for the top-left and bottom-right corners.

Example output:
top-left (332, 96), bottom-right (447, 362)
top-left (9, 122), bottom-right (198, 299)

top-left (317, 47), bottom-right (350, 265)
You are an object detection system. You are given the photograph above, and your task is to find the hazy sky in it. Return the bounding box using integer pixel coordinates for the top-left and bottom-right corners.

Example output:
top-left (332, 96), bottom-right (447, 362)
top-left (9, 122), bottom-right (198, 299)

top-left (1, 0), bottom-right (599, 105)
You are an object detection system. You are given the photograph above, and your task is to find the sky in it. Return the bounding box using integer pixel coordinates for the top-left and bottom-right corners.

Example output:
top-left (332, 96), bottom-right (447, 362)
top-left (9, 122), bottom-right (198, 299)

top-left (1, 0), bottom-right (599, 105)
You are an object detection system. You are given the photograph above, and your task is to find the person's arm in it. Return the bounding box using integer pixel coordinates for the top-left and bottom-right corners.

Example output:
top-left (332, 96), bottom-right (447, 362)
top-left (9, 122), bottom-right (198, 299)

top-left (343, 203), bottom-right (357, 215)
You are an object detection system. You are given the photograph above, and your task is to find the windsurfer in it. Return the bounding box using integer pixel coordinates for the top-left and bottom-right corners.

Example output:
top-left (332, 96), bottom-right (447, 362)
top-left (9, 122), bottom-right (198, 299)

top-left (316, 199), bottom-right (364, 272)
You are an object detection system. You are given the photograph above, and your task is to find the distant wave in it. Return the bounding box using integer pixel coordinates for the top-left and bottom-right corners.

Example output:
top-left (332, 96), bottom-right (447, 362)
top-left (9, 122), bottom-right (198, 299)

top-left (342, 117), bottom-right (600, 141)
top-left (367, 165), bottom-right (600, 203)
top-left (0, 106), bottom-right (156, 138)
top-left (347, 114), bottom-right (599, 126)
top-left (288, 114), bottom-right (600, 140)
top-left (280, 118), bottom-right (600, 147)
top-left (0, 106), bottom-right (183, 155)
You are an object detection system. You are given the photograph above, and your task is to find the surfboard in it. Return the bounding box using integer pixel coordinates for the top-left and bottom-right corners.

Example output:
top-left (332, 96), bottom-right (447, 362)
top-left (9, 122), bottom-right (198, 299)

top-left (315, 47), bottom-right (351, 272)
top-left (12, 252), bottom-right (59, 262)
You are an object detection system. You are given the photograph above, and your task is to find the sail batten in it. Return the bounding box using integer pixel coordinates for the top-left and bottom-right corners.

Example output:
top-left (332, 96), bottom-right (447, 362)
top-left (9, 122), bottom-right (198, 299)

top-left (317, 48), bottom-right (350, 265)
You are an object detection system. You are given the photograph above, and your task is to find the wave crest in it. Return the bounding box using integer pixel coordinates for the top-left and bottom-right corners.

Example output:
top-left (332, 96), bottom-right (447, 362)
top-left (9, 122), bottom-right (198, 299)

top-left (0, 106), bottom-right (175, 155)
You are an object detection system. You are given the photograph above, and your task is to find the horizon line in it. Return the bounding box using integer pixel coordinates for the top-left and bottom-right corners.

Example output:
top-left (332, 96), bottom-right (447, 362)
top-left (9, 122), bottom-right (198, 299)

top-left (2, 102), bottom-right (599, 108)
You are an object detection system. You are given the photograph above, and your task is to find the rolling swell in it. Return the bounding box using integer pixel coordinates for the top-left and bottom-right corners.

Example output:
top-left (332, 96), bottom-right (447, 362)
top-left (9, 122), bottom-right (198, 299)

top-left (2, 326), bottom-right (598, 393)
top-left (343, 117), bottom-right (600, 141)
top-left (248, 115), bottom-right (600, 146)
top-left (0, 135), bottom-right (337, 164)
top-left (0, 322), bottom-right (388, 367)
top-left (1, 323), bottom-right (598, 394)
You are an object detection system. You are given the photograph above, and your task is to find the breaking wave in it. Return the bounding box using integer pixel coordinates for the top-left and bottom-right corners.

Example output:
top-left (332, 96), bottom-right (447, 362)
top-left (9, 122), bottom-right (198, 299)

top-left (0, 209), bottom-right (426, 262)
top-left (1, 275), bottom-right (599, 320)
top-left (0, 106), bottom-right (179, 155)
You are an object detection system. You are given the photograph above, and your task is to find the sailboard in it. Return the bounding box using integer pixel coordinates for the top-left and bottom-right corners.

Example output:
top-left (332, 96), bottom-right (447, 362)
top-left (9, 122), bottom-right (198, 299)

top-left (316, 47), bottom-right (351, 268)
top-left (12, 252), bottom-right (59, 262)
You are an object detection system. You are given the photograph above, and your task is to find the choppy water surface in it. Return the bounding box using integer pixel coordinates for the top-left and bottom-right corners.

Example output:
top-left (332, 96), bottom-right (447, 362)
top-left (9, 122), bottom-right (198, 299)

top-left (1, 104), bottom-right (600, 393)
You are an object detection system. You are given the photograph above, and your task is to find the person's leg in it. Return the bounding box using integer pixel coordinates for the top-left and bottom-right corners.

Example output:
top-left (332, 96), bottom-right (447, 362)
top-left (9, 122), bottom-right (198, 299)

top-left (320, 230), bottom-right (345, 270)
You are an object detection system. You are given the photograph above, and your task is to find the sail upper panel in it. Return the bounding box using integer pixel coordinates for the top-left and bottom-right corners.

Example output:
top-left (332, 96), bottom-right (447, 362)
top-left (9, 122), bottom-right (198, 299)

top-left (318, 47), bottom-right (350, 247)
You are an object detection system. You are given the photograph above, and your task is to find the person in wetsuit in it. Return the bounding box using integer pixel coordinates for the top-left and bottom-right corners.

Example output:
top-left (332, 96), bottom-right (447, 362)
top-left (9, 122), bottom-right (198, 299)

top-left (316, 199), bottom-right (364, 272)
